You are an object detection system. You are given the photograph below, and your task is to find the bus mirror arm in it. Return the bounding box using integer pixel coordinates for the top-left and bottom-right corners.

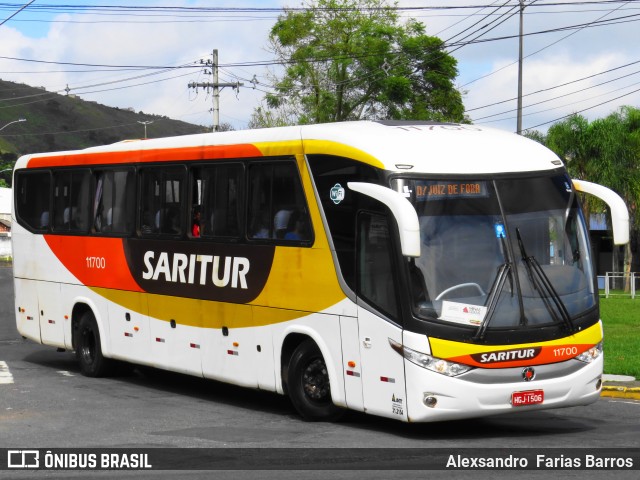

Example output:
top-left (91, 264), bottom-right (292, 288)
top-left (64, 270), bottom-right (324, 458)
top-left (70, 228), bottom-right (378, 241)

top-left (347, 182), bottom-right (421, 257)
top-left (572, 179), bottom-right (629, 245)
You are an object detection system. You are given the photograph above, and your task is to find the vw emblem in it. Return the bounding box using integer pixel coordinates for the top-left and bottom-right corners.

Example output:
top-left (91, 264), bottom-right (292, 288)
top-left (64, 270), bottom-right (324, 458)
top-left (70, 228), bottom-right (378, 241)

top-left (522, 367), bottom-right (536, 382)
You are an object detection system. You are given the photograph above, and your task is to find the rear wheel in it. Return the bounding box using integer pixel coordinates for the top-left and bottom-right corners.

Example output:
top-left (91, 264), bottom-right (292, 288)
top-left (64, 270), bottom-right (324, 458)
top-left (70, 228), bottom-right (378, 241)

top-left (75, 311), bottom-right (113, 377)
top-left (287, 340), bottom-right (343, 421)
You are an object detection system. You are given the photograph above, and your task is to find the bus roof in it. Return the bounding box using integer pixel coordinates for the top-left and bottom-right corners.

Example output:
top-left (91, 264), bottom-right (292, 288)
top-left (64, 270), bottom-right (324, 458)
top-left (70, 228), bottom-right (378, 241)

top-left (15, 121), bottom-right (562, 175)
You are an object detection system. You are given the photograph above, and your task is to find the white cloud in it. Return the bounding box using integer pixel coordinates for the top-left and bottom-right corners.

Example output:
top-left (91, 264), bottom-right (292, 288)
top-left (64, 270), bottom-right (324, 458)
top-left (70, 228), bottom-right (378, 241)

top-left (1, 0), bottom-right (638, 133)
top-left (0, 0), bottom-right (286, 130)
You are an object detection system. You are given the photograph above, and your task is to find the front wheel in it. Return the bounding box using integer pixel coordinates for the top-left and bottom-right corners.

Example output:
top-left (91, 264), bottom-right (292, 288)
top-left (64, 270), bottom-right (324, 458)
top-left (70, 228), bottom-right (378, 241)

top-left (287, 340), bottom-right (343, 421)
top-left (75, 311), bottom-right (113, 377)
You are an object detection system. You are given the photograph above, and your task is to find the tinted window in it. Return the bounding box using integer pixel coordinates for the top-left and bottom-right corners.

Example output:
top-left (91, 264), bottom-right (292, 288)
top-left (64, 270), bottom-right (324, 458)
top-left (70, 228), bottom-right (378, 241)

top-left (92, 168), bottom-right (135, 234)
top-left (15, 170), bottom-right (51, 232)
top-left (52, 169), bottom-right (92, 233)
top-left (140, 167), bottom-right (185, 236)
top-left (307, 155), bottom-right (383, 290)
top-left (247, 161), bottom-right (312, 243)
top-left (201, 163), bottom-right (243, 239)
top-left (357, 212), bottom-right (399, 320)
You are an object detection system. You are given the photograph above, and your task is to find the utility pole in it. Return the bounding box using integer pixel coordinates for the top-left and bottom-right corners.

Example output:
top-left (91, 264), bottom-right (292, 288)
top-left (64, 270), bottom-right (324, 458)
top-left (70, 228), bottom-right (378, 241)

top-left (188, 49), bottom-right (244, 132)
top-left (517, 0), bottom-right (525, 135)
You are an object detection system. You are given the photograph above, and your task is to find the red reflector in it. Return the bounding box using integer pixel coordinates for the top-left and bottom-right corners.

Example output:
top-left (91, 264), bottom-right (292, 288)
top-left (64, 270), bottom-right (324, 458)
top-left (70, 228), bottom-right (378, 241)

top-left (227, 350), bottom-right (238, 356)
top-left (346, 370), bottom-right (361, 378)
top-left (190, 343), bottom-right (200, 349)
top-left (380, 376), bottom-right (395, 383)
top-left (124, 332), bottom-right (133, 337)
top-left (156, 338), bottom-right (165, 343)
top-left (48, 320), bottom-right (55, 324)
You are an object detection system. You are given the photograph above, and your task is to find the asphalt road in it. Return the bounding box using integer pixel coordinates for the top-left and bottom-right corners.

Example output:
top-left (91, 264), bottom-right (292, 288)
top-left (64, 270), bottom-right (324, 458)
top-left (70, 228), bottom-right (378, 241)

top-left (0, 266), bottom-right (638, 479)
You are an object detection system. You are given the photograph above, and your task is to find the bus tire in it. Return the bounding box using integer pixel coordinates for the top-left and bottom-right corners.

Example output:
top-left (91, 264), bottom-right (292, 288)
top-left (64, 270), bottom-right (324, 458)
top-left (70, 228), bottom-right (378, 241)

top-left (75, 311), bottom-right (112, 377)
top-left (287, 339), bottom-right (343, 422)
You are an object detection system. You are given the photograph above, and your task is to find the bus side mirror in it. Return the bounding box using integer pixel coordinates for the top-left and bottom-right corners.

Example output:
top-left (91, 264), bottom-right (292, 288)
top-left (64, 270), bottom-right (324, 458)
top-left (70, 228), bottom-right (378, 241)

top-left (572, 179), bottom-right (629, 245)
top-left (347, 182), bottom-right (421, 257)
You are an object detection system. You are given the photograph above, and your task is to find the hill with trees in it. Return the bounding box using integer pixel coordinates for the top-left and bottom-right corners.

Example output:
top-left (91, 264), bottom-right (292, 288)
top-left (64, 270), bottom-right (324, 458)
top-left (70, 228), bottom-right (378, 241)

top-left (0, 79), bottom-right (208, 184)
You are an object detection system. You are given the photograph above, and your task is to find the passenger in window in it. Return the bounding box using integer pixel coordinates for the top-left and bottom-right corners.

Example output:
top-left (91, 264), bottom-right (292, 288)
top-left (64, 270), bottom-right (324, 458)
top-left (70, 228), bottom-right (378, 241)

top-left (39, 211), bottom-right (49, 229)
top-left (192, 206), bottom-right (201, 237)
top-left (164, 206), bottom-right (181, 234)
top-left (63, 207), bottom-right (75, 229)
top-left (284, 211), bottom-right (309, 241)
top-left (274, 208), bottom-right (292, 239)
top-left (250, 211), bottom-right (270, 239)
top-left (141, 210), bottom-right (155, 234)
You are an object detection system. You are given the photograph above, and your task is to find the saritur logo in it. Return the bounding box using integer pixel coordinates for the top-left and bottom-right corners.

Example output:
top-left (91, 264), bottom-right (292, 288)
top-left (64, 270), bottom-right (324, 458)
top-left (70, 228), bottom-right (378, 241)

top-left (471, 347), bottom-right (542, 364)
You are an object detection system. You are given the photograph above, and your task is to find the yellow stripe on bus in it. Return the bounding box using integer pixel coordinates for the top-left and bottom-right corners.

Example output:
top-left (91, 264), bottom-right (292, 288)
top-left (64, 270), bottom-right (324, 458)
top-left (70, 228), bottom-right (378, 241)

top-left (429, 322), bottom-right (602, 359)
top-left (302, 140), bottom-right (385, 169)
top-left (91, 244), bottom-right (347, 328)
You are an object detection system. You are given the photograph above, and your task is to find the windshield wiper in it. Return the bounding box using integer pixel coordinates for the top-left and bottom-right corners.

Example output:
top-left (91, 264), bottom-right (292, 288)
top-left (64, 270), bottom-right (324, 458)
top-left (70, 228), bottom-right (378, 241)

top-left (515, 228), bottom-right (575, 333)
top-left (474, 262), bottom-right (511, 341)
top-left (474, 228), bottom-right (523, 341)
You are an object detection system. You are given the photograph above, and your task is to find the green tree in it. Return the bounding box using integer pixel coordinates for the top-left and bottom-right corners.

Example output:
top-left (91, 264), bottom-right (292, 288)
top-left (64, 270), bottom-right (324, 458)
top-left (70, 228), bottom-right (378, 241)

top-left (542, 107), bottom-right (640, 279)
top-left (256, 0), bottom-right (466, 126)
top-left (0, 151), bottom-right (17, 188)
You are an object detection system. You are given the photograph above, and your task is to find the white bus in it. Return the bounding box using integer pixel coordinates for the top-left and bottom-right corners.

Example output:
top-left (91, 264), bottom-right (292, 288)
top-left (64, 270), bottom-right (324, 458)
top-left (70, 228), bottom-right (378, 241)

top-left (12, 121), bottom-right (629, 422)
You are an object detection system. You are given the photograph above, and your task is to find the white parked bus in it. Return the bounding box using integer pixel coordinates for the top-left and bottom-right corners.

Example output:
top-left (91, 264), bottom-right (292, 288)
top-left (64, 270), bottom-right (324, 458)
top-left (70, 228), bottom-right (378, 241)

top-left (12, 121), bottom-right (629, 422)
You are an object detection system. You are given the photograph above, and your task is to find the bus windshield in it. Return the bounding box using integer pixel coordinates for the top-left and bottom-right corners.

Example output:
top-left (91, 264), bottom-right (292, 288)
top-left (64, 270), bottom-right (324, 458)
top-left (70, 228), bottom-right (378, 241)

top-left (392, 173), bottom-right (596, 333)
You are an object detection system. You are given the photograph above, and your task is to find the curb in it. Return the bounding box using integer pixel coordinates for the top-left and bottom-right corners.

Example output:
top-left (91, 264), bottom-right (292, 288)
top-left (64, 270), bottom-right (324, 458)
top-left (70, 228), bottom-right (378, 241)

top-left (601, 386), bottom-right (640, 400)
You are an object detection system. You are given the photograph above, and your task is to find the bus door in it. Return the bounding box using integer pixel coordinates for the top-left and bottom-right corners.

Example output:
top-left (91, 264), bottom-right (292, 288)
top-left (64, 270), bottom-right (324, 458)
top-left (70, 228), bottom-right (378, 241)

top-left (339, 314), bottom-right (364, 411)
top-left (37, 281), bottom-right (64, 348)
top-left (14, 278), bottom-right (41, 344)
top-left (355, 212), bottom-right (408, 421)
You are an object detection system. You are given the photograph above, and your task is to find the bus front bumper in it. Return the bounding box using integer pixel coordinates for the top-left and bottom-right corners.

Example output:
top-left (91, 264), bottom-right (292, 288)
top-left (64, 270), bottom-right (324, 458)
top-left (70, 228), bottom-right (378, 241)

top-left (404, 356), bottom-right (603, 423)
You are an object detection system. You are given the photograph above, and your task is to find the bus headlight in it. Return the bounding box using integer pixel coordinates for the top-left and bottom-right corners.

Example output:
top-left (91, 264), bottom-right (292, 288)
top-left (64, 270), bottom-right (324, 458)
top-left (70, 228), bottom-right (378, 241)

top-left (389, 339), bottom-right (473, 377)
top-left (575, 342), bottom-right (603, 363)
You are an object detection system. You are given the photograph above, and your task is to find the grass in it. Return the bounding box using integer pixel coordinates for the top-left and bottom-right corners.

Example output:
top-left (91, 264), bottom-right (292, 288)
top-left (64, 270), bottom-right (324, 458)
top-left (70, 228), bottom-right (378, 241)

top-left (600, 297), bottom-right (640, 378)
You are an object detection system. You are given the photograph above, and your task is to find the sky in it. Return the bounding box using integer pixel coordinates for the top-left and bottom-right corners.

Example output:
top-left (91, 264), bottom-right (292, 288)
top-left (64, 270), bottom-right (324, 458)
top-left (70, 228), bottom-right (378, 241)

top-left (0, 0), bottom-right (638, 136)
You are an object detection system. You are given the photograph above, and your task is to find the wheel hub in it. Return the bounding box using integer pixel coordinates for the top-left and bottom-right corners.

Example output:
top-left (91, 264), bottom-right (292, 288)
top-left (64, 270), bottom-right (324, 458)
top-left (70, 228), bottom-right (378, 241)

top-left (302, 358), bottom-right (330, 401)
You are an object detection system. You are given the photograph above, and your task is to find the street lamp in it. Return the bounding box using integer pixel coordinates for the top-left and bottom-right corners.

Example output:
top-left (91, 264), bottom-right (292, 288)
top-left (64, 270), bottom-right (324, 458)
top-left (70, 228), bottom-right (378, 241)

top-left (137, 120), bottom-right (153, 139)
top-left (0, 118), bottom-right (26, 132)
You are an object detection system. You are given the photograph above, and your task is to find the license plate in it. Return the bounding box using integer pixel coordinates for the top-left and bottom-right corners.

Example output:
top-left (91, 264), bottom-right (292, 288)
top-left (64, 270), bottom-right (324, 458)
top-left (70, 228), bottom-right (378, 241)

top-left (511, 389), bottom-right (544, 407)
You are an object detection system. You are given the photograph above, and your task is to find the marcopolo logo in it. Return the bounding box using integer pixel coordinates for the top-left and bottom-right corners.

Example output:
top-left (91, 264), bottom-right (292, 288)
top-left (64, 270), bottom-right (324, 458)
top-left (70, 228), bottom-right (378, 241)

top-left (330, 184), bottom-right (345, 204)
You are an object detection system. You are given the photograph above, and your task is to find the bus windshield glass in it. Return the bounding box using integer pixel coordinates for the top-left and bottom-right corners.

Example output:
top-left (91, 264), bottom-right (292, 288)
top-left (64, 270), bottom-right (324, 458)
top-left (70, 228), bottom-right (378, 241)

top-left (391, 173), bottom-right (596, 332)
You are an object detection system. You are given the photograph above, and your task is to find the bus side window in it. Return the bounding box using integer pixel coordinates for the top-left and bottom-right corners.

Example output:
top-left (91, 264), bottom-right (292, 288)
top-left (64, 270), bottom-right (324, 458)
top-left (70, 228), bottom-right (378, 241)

top-left (357, 212), bottom-right (400, 321)
top-left (52, 169), bottom-right (91, 233)
top-left (140, 167), bottom-right (186, 236)
top-left (189, 167), bottom-right (202, 238)
top-left (92, 168), bottom-right (135, 234)
top-left (201, 163), bottom-right (243, 239)
top-left (247, 161), bottom-right (312, 243)
top-left (15, 170), bottom-right (52, 232)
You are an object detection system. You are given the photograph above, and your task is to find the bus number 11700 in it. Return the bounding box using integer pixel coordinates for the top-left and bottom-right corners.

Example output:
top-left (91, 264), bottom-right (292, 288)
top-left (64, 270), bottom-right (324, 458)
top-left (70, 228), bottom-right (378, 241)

top-left (86, 256), bottom-right (106, 269)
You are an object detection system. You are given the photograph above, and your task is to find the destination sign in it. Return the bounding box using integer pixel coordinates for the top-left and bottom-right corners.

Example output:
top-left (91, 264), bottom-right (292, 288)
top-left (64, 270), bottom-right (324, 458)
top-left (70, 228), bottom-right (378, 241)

top-left (415, 180), bottom-right (488, 201)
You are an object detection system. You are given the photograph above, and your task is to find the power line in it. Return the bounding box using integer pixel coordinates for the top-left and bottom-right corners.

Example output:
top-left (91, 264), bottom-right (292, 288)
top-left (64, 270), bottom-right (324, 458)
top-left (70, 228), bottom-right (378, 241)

top-left (473, 70), bottom-right (640, 121)
top-left (467, 58), bottom-right (640, 112)
top-left (0, 0), bottom-right (35, 27)
top-left (524, 83), bottom-right (640, 130)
